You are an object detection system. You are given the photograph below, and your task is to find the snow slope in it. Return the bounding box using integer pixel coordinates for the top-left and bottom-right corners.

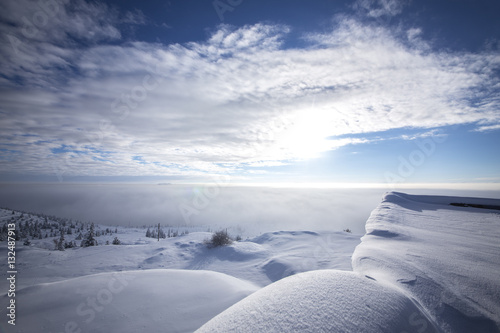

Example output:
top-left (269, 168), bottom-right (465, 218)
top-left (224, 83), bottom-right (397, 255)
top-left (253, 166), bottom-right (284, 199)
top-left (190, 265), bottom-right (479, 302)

top-left (353, 192), bottom-right (500, 333)
top-left (196, 269), bottom-right (439, 333)
top-left (0, 208), bottom-right (360, 332)
top-left (0, 228), bottom-right (359, 289)
top-left (197, 192), bottom-right (500, 332)
top-left (4, 191), bottom-right (498, 332)
top-left (5, 269), bottom-right (258, 333)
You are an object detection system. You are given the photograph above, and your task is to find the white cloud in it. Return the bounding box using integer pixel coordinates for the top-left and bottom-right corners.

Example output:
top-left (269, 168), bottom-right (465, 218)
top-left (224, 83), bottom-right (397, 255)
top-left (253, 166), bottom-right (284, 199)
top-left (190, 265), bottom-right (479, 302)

top-left (0, 1), bottom-right (499, 179)
top-left (0, 0), bottom-right (142, 87)
top-left (353, 0), bottom-right (408, 18)
top-left (473, 124), bottom-right (500, 132)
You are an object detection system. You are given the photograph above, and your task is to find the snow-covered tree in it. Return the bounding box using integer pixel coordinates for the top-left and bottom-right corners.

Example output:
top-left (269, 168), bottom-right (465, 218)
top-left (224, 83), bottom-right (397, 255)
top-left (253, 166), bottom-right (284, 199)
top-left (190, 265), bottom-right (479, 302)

top-left (64, 240), bottom-right (76, 248)
top-left (81, 223), bottom-right (98, 247)
top-left (55, 230), bottom-right (65, 251)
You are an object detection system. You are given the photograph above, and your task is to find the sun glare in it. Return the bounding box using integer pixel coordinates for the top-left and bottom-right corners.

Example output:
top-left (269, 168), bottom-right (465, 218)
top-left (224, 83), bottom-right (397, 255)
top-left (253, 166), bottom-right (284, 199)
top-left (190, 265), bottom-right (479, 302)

top-left (271, 108), bottom-right (337, 160)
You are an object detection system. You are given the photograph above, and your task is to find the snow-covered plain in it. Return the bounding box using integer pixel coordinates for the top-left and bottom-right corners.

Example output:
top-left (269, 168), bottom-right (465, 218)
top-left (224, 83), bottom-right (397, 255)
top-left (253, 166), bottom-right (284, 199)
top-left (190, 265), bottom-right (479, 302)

top-left (1, 191), bottom-right (500, 332)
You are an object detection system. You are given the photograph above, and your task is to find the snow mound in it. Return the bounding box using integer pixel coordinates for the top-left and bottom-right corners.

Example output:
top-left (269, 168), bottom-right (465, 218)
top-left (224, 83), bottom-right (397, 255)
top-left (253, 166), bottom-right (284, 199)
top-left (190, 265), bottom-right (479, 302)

top-left (197, 192), bottom-right (500, 333)
top-left (196, 270), bottom-right (438, 333)
top-left (183, 230), bottom-right (359, 286)
top-left (261, 258), bottom-right (297, 282)
top-left (7, 269), bottom-right (258, 333)
top-left (353, 191), bottom-right (500, 333)
top-left (206, 241), bottom-right (269, 261)
top-left (252, 230), bottom-right (320, 244)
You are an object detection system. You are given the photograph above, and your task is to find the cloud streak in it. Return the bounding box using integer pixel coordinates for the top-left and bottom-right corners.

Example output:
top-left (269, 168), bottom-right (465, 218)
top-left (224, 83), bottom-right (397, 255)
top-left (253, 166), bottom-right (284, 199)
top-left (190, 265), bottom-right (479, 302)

top-left (0, 0), bottom-right (499, 179)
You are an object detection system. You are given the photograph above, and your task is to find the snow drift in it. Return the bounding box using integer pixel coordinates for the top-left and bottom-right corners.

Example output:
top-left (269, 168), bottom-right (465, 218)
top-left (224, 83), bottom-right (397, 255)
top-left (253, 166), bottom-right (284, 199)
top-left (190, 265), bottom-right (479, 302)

top-left (196, 269), bottom-right (438, 333)
top-left (197, 192), bottom-right (500, 332)
top-left (353, 192), bottom-right (500, 332)
top-left (6, 269), bottom-right (258, 333)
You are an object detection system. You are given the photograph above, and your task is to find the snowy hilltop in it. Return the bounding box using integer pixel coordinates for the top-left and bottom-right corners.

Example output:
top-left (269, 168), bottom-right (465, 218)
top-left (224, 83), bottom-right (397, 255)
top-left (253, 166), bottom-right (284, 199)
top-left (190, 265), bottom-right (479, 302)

top-left (197, 192), bottom-right (500, 332)
top-left (1, 191), bottom-right (499, 332)
top-left (0, 209), bottom-right (359, 332)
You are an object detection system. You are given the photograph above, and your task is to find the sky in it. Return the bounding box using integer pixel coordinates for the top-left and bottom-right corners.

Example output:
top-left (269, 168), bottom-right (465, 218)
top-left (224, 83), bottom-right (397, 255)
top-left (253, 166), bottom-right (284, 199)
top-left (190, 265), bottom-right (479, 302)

top-left (0, 0), bottom-right (499, 186)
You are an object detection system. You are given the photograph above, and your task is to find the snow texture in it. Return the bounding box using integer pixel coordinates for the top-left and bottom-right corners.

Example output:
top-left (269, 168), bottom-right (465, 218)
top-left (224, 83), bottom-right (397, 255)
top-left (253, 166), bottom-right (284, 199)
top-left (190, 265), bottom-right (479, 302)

top-left (2, 191), bottom-right (499, 332)
top-left (197, 192), bottom-right (500, 332)
top-left (6, 269), bottom-right (258, 333)
top-left (0, 208), bottom-right (359, 332)
top-left (196, 269), bottom-right (439, 333)
top-left (353, 192), bottom-right (500, 333)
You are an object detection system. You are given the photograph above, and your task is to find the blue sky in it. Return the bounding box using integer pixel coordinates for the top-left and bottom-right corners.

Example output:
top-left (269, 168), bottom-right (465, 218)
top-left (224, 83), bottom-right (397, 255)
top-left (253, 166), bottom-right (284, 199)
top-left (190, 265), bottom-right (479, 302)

top-left (0, 0), bottom-right (499, 185)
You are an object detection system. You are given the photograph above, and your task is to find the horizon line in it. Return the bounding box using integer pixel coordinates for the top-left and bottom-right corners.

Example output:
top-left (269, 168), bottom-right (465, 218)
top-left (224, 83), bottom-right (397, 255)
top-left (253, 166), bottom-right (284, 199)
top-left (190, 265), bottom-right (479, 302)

top-left (1, 181), bottom-right (500, 190)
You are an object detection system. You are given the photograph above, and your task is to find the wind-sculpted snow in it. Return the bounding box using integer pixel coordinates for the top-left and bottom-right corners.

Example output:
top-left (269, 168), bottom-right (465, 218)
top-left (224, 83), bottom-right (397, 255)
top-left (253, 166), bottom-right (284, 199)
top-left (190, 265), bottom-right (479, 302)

top-left (0, 208), bottom-right (361, 332)
top-left (196, 270), bottom-right (439, 333)
top-left (4, 270), bottom-right (258, 333)
top-left (197, 192), bottom-right (500, 332)
top-left (354, 192), bottom-right (500, 333)
top-left (2, 192), bottom-right (499, 332)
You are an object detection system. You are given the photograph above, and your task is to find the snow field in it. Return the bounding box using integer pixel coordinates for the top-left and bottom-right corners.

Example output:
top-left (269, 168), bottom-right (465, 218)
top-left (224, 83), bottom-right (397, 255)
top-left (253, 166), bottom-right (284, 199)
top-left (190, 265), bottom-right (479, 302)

top-left (2, 191), bottom-right (499, 332)
top-left (197, 192), bottom-right (500, 332)
top-left (0, 208), bottom-right (361, 332)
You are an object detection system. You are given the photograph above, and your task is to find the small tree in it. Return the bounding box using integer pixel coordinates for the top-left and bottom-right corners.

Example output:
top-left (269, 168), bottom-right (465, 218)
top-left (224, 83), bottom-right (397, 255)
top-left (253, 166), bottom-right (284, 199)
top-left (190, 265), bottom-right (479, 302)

top-left (64, 240), bottom-right (76, 249)
top-left (207, 230), bottom-right (233, 248)
top-left (55, 230), bottom-right (65, 251)
top-left (82, 223), bottom-right (98, 247)
top-left (158, 228), bottom-right (166, 239)
top-left (112, 237), bottom-right (121, 245)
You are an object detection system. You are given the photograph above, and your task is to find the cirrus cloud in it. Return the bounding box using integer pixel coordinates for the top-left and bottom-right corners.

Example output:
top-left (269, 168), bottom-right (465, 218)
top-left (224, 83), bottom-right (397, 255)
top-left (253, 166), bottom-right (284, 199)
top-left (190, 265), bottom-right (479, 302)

top-left (0, 0), bottom-right (499, 180)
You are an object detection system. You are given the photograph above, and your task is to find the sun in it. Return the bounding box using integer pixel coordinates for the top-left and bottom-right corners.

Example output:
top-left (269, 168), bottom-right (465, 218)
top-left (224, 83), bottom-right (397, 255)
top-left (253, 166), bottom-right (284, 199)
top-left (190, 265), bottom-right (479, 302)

top-left (270, 108), bottom-right (339, 160)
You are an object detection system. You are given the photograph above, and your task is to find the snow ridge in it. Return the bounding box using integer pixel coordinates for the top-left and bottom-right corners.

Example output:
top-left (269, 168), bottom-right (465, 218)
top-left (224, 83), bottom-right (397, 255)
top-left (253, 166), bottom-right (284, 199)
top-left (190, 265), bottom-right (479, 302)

top-left (353, 191), bottom-right (500, 332)
top-left (2, 192), bottom-right (499, 332)
top-left (197, 192), bottom-right (500, 333)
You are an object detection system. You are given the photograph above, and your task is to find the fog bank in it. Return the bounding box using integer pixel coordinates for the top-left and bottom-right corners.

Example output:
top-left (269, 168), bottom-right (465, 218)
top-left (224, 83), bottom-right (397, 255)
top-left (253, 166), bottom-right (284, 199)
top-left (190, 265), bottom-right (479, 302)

top-left (0, 184), bottom-right (498, 236)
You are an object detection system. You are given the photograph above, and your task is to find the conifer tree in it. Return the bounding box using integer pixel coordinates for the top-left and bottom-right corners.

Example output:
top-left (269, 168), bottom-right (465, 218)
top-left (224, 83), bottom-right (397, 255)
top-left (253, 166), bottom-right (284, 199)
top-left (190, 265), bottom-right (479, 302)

top-left (82, 223), bottom-right (98, 247)
top-left (56, 230), bottom-right (65, 251)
